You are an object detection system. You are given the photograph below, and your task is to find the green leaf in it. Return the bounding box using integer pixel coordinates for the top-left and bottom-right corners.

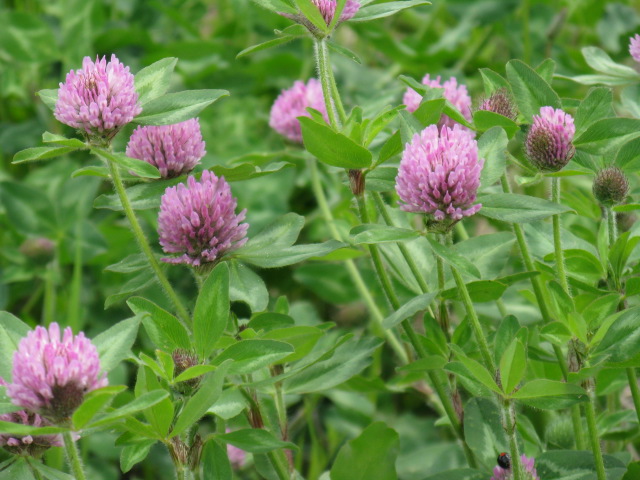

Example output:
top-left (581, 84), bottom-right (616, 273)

top-left (494, 316), bottom-right (520, 365)
top-left (299, 117), bottom-right (372, 169)
top-left (511, 380), bottom-right (587, 409)
top-left (251, 0), bottom-right (297, 14)
top-left (447, 346), bottom-right (501, 394)
top-left (93, 317), bottom-right (140, 373)
top-left (202, 440), bottom-right (232, 480)
top-left (263, 326), bottom-right (324, 363)
top-left (574, 118), bottom-right (640, 155)
top-left (29, 461), bottom-right (75, 480)
top-left (294, 0), bottom-right (330, 34)
top-left (499, 339), bottom-right (526, 395)
top-left (581, 46), bottom-right (640, 80)
top-left (171, 361), bottom-right (231, 438)
top-left (397, 355), bottom-right (447, 373)
top-left (285, 337), bottom-right (382, 393)
top-left (12, 146), bottom-right (79, 164)
top-left (616, 137), bottom-right (640, 172)
top-left (536, 450), bottom-right (626, 480)
top-left (473, 111), bottom-right (518, 139)
top-left (327, 40), bottom-right (362, 64)
top-left (505, 59), bottom-right (561, 121)
top-left (211, 339), bottom-right (294, 374)
top-left (193, 263), bottom-right (230, 359)
top-left (350, 224), bottom-right (419, 244)
top-left (120, 440), bottom-right (156, 474)
top-left (352, 1), bottom-right (431, 22)
top-left (127, 297), bottom-right (191, 352)
top-left (228, 261), bottom-right (269, 313)
top-left (4, 458), bottom-right (37, 480)
top-left (425, 237), bottom-right (481, 279)
top-left (137, 367), bottom-right (174, 438)
top-left (478, 127), bottom-right (508, 190)
top-left (237, 213), bottom-right (303, 252)
top-left (479, 193), bottom-right (573, 223)
top-left (330, 422), bottom-right (399, 480)
top-left (87, 390), bottom-right (170, 428)
top-left (0, 312), bottom-right (31, 381)
top-left (42, 132), bottom-right (86, 148)
top-left (135, 57), bottom-right (178, 105)
top-left (92, 149), bottom-right (161, 179)
top-left (173, 365), bottom-right (216, 384)
top-left (479, 68), bottom-right (510, 96)
top-left (38, 89), bottom-right (58, 111)
top-left (238, 240), bottom-right (344, 268)
top-left (134, 90), bottom-right (229, 125)
top-left (574, 87), bottom-right (614, 136)
top-left (237, 25), bottom-right (307, 58)
top-left (464, 398), bottom-right (509, 470)
top-left (218, 428), bottom-right (298, 453)
top-left (382, 293), bottom-right (438, 329)
top-left (72, 386), bottom-right (126, 430)
top-left (593, 308), bottom-right (640, 363)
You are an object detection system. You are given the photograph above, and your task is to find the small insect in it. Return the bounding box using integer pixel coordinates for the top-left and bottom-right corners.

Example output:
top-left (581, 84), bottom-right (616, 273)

top-left (497, 452), bottom-right (511, 469)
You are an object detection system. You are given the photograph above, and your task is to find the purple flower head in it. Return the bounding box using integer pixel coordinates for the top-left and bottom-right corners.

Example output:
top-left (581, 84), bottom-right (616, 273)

top-left (7, 324), bottom-right (107, 423)
top-left (0, 378), bottom-right (63, 457)
top-left (270, 79), bottom-right (328, 143)
top-left (126, 119), bottom-right (206, 178)
top-left (396, 124), bottom-right (483, 231)
top-left (226, 429), bottom-right (247, 469)
top-left (55, 55), bottom-right (141, 143)
top-left (478, 89), bottom-right (518, 121)
top-left (279, 0), bottom-right (360, 32)
top-left (525, 106), bottom-right (575, 172)
top-left (630, 34), bottom-right (640, 63)
top-left (312, 0), bottom-right (360, 25)
top-left (491, 454), bottom-right (540, 480)
top-left (158, 170), bottom-right (248, 267)
top-left (403, 75), bottom-right (472, 129)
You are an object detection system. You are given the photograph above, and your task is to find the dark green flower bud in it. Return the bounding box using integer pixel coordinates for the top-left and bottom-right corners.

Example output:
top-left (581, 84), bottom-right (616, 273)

top-left (593, 167), bottom-right (629, 207)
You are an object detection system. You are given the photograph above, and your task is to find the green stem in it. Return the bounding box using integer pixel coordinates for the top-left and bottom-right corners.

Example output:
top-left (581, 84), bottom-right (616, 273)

top-left (626, 369), bottom-right (640, 425)
top-left (502, 174), bottom-right (586, 449)
top-left (552, 178), bottom-right (570, 294)
top-left (327, 61), bottom-right (347, 125)
top-left (436, 241), bottom-right (451, 340)
top-left (451, 264), bottom-right (496, 373)
top-left (584, 391), bottom-right (606, 480)
top-left (503, 401), bottom-right (523, 480)
top-left (268, 450), bottom-right (291, 480)
top-left (308, 160), bottom-right (407, 363)
top-left (63, 432), bottom-right (86, 480)
top-left (314, 39), bottom-right (339, 129)
top-left (68, 220), bottom-right (83, 331)
top-left (43, 261), bottom-right (57, 326)
top-left (607, 208), bottom-right (617, 249)
top-left (107, 159), bottom-right (190, 323)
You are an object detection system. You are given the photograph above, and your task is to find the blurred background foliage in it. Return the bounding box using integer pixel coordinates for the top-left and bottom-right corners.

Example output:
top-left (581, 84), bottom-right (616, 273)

top-left (1, 1), bottom-right (640, 479)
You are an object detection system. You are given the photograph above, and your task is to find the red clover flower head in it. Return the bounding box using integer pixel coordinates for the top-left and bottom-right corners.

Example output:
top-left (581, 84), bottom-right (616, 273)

top-left (7, 323), bottom-right (107, 423)
top-left (403, 75), bottom-right (472, 129)
top-left (54, 55), bottom-right (141, 143)
top-left (312, 0), bottom-right (360, 24)
top-left (491, 454), bottom-right (540, 480)
top-left (226, 429), bottom-right (247, 469)
top-left (126, 119), bottom-right (206, 178)
top-left (525, 106), bottom-right (575, 172)
top-left (158, 171), bottom-right (248, 267)
top-left (630, 34), bottom-right (640, 63)
top-left (395, 124), bottom-right (484, 231)
top-left (269, 79), bottom-right (328, 143)
top-left (0, 378), bottom-right (63, 457)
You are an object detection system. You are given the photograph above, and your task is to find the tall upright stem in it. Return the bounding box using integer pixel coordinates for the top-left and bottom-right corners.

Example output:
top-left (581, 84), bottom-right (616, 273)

top-left (450, 265), bottom-right (495, 373)
top-left (314, 39), bottom-right (339, 129)
top-left (106, 159), bottom-right (190, 323)
top-left (503, 401), bottom-right (523, 480)
top-left (63, 432), bottom-right (87, 480)
top-left (552, 178), bottom-right (570, 294)
top-left (584, 390), bottom-right (607, 480)
top-left (308, 161), bottom-right (407, 363)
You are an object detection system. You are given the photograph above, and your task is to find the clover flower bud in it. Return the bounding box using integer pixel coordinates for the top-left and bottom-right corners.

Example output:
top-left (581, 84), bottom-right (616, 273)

top-left (158, 171), bottom-right (248, 267)
top-left (126, 119), bottom-right (206, 178)
top-left (269, 79), bottom-right (328, 143)
top-left (7, 323), bottom-right (107, 423)
top-left (491, 454), bottom-right (540, 480)
top-left (19, 237), bottom-right (55, 263)
top-left (593, 167), bottom-right (629, 207)
top-left (630, 34), bottom-right (640, 63)
top-left (0, 378), bottom-right (63, 457)
top-left (478, 89), bottom-right (518, 121)
top-left (395, 124), bottom-right (484, 233)
top-left (172, 349), bottom-right (202, 394)
top-left (525, 106), bottom-right (575, 172)
top-left (403, 75), bottom-right (472, 129)
top-left (54, 55), bottom-right (141, 144)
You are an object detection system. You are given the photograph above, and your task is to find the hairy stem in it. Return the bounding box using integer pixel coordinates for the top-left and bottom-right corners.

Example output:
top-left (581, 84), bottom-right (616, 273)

top-left (584, 391), bottom-right (606, 480)
top-left (314, 39), bottom-right (339, 129)
top-left (552, 177), bottom-right (570, 294)
top-left (63, 432), bottom-right (86, 480)
top-left (106, 159), bottom-right (190, 323)
top-left (504, 401), bottom-right (523, 480)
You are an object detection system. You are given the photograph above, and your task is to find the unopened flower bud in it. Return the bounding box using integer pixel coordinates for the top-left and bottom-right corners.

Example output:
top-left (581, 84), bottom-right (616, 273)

top-left (525, 107), bottom-right (575, 172)
top-left (593, 167), bottom-right (629, 207)
top-left (19, 237), bottom-right (55, 263)
top-left (477, 89), bottom-right (517, 121)
top-left (172, 349), bottom-right (202, 394)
